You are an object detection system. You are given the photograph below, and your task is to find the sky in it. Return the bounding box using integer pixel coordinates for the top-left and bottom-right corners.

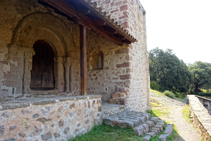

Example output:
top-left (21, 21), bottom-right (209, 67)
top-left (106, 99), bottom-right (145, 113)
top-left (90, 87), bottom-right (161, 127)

top-left (140, 0), bottom-right (211, 64)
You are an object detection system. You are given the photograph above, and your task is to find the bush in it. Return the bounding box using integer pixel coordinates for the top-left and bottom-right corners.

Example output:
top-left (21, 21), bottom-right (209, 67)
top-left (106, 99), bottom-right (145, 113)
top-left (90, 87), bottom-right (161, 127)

top-left (164, 90), bottom-right (175, 98)
top-left (150, 81), bottom-right (159, 90)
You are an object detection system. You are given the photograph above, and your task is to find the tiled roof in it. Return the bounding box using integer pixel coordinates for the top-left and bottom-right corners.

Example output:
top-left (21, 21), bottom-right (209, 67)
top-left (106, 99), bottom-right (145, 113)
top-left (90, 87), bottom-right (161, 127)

top-left (80, 0), bottom-right (137, 42)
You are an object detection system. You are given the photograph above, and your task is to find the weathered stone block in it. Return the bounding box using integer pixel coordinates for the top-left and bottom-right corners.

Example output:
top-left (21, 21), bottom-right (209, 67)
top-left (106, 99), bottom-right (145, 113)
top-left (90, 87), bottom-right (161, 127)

top-left (0, 125), bottom-right (4, 136)
top-left (19, 132), bottom-right (26, 138)
top-left (119, 98), bottom-right (126, 105)
top-left (120, 5), bottom-right (128, 11)
top-left (109, 98), bottom-right (118, 104)
top-left (119, 74), bottom-right (131, 80)
top-left (116, 62), bottom-right (130, 68)
top-left (143, 135), bottom-right (151, 141)
top-left (41, 132), bottom-right (52, 140)
top-left (53, 132), bottom-right (61, 138)
top-left (164, 124), bottom-right (173, 135)
top-left (9, 125), bottom-right (16, 131)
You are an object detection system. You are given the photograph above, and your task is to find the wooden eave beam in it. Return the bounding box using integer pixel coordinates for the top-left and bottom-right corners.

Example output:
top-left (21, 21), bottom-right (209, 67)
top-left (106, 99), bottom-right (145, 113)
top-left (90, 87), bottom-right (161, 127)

top-left (103, 26), bottom-right (118, 34)
top-left (41, 0), bottom-right (123, 46)
top-left (77, 9), bottom-right (92, 15)
top-left (42, 0), bottom-right (79, 19)
top-left (91, 18), bottom-right (106, 26)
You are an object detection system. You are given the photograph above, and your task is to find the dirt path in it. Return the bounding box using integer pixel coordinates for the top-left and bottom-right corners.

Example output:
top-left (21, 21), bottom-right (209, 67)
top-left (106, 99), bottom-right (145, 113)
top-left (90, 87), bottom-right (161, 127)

top-left (170, 106), bottom-right (201, 141)
top-left (150, 92), bottom-right (201, 141)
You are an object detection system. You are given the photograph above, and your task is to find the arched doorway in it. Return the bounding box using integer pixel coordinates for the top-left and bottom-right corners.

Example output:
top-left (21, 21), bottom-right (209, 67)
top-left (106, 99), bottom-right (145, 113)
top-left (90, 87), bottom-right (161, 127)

top-left (30, 40), bottom-right (55, 90)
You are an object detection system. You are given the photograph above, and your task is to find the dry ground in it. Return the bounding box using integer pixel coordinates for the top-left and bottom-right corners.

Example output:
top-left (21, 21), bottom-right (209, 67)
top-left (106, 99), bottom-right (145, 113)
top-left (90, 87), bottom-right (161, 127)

top-left (150, 91), bottom-right (201, 141)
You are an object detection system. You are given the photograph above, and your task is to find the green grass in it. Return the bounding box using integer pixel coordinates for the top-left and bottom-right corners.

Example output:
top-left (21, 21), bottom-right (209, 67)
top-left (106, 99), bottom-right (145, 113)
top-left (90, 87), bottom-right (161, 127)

top-left (70, 123), bottom-right (142, 141)
top-left (182, 105), bottom-right (191, 124)
top-left (147, 108), bottom-right (171, 118)
top-left (70, 122), bottom-right (179, 141)
top-left (151, 89), bottom-right (185, 100)
top-left (150, 89), bottom-right (165, 97)
top-left (151, 98), bottom-right (163, 107)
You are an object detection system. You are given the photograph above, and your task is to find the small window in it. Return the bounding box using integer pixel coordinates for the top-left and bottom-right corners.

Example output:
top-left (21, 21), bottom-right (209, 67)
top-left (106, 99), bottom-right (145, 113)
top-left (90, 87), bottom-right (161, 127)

top-left (91, 51), bottom-right (104, 70)
top-left (98, 54), bottom-right (103, 69)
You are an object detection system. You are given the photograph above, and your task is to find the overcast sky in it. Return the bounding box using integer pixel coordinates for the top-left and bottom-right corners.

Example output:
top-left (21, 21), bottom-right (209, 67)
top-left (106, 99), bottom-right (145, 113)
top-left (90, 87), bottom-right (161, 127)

top-left (140, 0), bottom-right (211, 64)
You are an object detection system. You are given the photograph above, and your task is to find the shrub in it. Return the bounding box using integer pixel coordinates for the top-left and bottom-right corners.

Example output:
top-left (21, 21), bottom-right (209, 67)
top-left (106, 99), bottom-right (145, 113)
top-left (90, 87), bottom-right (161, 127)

top-left (164, 90), bottom-right (175, 98)
top-left (150, 81), bottom-right (159, 90)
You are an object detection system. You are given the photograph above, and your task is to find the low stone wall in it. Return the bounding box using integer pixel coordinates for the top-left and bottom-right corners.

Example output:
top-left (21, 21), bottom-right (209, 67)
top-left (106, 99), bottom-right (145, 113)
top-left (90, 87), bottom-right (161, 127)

top-left (188, 95), bottom-right (211, 141)
top-left (0, 95), bottom-right (102, 141)
top-left (196, 96), bottom-right (211, 115)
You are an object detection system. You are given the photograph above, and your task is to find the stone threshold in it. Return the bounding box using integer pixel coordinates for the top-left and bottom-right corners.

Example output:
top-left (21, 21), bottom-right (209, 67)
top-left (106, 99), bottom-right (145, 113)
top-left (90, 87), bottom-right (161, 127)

top-left (101, 102), bottom-right (126, 118)
top-left (0, 95), bottom-right (101, 111)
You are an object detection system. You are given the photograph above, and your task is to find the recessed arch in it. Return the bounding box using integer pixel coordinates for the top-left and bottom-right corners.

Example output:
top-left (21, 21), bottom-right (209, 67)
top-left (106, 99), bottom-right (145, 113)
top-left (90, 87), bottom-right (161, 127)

top-left (90, 50), bottom-right (104, 70)
top-left (30, 40), bottom-right (55, 90)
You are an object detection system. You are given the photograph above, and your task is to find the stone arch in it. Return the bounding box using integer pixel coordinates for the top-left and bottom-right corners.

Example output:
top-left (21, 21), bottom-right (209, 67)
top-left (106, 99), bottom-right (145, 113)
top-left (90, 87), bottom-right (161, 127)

top-left (10, 12), bottom-right (76, 94)
top-left (12, 12), bottom-right (75, 56)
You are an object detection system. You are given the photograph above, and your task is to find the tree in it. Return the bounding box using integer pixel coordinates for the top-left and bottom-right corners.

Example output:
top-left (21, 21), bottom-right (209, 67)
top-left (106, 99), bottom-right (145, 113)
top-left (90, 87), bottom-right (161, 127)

top-left (189, 61), bottom-right (211, 94)
top-left (149, 47), bottom-right (192, 92)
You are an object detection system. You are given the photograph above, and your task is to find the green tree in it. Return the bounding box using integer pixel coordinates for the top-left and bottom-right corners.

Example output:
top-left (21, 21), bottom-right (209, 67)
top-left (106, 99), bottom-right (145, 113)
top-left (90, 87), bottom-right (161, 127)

top-left (188, 61), bottom-right (211, 94)
top-left (149, 47), bottom-right (192, 92)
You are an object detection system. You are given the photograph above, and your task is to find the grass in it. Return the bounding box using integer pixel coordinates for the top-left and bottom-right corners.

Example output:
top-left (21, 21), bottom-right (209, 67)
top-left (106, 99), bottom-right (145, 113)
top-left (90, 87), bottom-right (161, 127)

top-left (70, 122), bottom-right (179, 141)
top-left (151, 98), bottom-right (163, 107)
top-left (182, 105), bottom-right (191, 123)
top-left (150, 89), bottom-right (165, 97)
top-left (70, 123), bottom-right (141, 141)
top-left (150, 89), bottom-right (185, 100)
top-left (147, 108), bottom-right (171, 119)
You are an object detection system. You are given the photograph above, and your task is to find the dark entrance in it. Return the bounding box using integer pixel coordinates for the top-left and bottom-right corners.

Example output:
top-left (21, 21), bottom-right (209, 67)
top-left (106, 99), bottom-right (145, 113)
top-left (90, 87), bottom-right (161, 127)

top-left (30, 40), bottom-right (55, 90)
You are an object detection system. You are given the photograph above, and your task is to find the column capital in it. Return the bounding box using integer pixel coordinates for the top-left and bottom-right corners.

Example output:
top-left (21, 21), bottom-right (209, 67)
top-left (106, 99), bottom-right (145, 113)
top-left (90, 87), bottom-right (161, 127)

top-left (54, 56), bottom-right (63, 63)
top-left (24, 51), bottom-right (35, 60)
top-left (63, 57), bottom-right (73, 68)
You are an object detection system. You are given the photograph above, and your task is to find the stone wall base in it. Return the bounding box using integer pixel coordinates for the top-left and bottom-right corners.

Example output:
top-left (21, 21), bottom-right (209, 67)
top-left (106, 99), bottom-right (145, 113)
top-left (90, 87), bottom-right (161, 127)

top-left (0, 95), bottom-right (102, 141)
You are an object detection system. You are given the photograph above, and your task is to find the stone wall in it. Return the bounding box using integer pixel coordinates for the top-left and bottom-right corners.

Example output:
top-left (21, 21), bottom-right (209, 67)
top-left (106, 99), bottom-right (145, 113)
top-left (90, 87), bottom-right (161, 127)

top-left (0, 95), bottom-right (102, 141)
top-left (188, 95), bottom-right (211, 141)
top-left (87, 31), bottom-right (130, 102)
top-left (93, 0), bottom-right (151, 111)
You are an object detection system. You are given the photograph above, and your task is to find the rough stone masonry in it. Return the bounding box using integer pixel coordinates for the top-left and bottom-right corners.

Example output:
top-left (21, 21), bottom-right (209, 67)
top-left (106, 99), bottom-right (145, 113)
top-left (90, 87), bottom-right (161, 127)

top-left (0, 0), bottom-right (150, 140)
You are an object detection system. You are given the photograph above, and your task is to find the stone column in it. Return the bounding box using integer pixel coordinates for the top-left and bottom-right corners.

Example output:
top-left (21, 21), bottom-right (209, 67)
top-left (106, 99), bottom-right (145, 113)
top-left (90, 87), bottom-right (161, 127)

top-left (54, 57), bottom-right (64, 92)
top-left (64, 57), bottom-right (72, 93)
top-left (23, 51), bottom-right (34, 94)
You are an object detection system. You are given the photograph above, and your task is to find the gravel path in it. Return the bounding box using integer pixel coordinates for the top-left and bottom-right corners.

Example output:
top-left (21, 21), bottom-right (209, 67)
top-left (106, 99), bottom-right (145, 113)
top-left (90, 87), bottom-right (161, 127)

top-left (150, 92), bottom-right (201, 141)
top-left (170, 106), bottom-right (201, 141)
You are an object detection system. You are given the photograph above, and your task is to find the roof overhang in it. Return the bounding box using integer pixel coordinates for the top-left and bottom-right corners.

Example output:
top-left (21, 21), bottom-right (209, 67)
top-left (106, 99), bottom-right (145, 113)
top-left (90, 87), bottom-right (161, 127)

top-left (39, 0), bottom-right (137, 46)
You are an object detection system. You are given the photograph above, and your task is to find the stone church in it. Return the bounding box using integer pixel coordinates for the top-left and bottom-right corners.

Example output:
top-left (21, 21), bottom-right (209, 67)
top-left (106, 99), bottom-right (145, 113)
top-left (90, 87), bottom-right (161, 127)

top-left (0, 0), bottom-right (150, 140)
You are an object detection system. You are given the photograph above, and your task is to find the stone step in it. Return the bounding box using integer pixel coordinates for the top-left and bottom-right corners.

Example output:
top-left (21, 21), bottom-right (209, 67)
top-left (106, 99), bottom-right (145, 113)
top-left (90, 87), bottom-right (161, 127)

top-left (103, 111), bottom-right (151, 128)
top-left (103, 111), bottom-right (173, 141)
top-left (159, 124), bottom-right (173, 141)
